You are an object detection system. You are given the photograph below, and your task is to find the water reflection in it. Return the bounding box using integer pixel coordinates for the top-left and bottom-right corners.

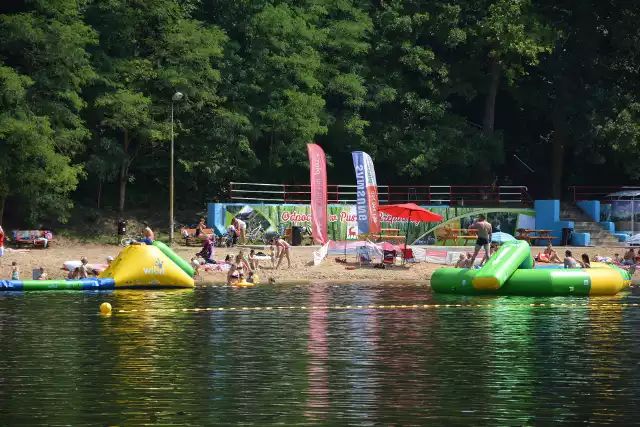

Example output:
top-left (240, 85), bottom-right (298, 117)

top-left (0, 286), bottom-right (639, 425)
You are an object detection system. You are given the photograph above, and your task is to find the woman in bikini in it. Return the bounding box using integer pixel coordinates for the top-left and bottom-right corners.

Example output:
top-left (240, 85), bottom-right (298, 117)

top-left (195, 218), bottom-right (206, 238)
top-left (227, 254), bottom-right (245, 285)
top-left (273, 236), bottom-right (291, 269)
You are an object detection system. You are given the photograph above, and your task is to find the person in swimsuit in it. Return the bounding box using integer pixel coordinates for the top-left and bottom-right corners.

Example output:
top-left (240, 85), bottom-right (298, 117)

top-left (227, 254), bottom-right (245, 285)
top-left (581, 254), bottom-right (591, 268)
top-left (272, 236), bottom-right (291, 269)
top-left (234, 218), bottom-right (247, 245)
top-left (564, 250), bottom-right (584, 268)
top-left (195, 218), bottom-right (206, 238)
top-left (10, 261), bottom-right (19, 280)
top-left (468, 214), bottom-right (492, 267)
top-left (455, 253), bottom-right (467, 268)
top-left (544, 243), bottom-right (562, 263)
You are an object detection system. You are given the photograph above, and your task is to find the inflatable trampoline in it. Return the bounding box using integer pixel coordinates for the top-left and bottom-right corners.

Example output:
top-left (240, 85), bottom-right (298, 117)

top-left (431, 240), bottom-right (631, 296)
top-left (0, 241), bottom-right (195, 291)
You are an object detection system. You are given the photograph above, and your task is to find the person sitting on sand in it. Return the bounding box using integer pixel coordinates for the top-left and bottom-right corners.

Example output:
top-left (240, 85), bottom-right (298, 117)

top-left (543, 243), bottom-right (562, 263)
top-left (613, 253), bottom-right (622, 264)
top-left (623, 248), bottom-right (636, 266)
top-left (581, 254), bottom-right (591, 268)
top-left (196, 236), bottom-right (215, 265)
top-left (455, 253), bottom-right (467, 268)
top-left (106, 256), bottom-right (114, 266)
top-left (564, 250), bottom-right (584, 269)
top-left (271, 237), bottom-right (291, 269)
top-left (227, 254), bottom-right (245, 285)
top-left (37, 266), bottom-right (47, 280)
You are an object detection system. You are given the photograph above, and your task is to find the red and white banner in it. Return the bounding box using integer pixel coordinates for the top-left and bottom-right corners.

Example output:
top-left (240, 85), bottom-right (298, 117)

top-left (352, 151), bottom-right (380, 234)
top-left (307, 143), bottom-right (328, 244)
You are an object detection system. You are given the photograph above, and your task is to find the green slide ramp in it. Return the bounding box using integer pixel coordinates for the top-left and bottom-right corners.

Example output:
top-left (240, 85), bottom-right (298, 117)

top-left (472, 240), bottom-right (531, 290)
top-left (153, 241), bottom-right (195, 277)
top-left (431, 268), bottom-right (592, 296)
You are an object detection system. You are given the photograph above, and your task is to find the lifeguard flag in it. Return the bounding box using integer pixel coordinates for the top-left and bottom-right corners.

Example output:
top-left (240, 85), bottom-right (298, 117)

top-left (352, 151), bottom-right (380, 234)
top-left (307, 143), bottom-right (328, 244)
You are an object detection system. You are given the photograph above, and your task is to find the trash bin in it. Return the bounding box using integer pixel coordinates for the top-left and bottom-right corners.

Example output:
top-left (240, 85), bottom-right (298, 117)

top-left (562, 227), bottom-right (573, 246)
top-left (291, 226), bottom-right (303, 246)
top-left (117, 219), bottom-right (127, 236)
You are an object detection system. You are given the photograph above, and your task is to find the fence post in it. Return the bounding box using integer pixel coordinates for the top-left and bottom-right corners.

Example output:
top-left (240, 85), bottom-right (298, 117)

top-left (283, 184), bottom-right (287, 204)
top-left (229, 182), bottom-right (233, 201)
top-left (497, 186), bottom-right (501, 204)
top-left (449, 186), bottom-right (453, 206)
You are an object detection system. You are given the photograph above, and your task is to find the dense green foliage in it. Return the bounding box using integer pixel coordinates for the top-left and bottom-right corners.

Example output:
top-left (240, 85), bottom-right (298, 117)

top-left (1, 0), bottom-right (640, 225)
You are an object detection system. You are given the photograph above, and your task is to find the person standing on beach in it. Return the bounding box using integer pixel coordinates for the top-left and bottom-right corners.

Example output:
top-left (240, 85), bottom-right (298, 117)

top-left (0, 226), bottom-right (8, 265)
top-left (233, 218), bottom-right (246, 245)
top-left (272, 237), bottom-right (291, 269)
top-left (468, 214), bottom-right (492, 267)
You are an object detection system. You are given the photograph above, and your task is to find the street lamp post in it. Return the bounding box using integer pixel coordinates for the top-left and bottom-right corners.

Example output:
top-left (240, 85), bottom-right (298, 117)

top-left (170, 92), bottom-right (184, 245)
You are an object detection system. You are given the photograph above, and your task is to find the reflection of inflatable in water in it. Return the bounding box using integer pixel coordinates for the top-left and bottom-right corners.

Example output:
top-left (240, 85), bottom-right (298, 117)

top-left (432, 240), bottom-right (630, 296)
top-left (0, 241), bottom-right (195, 291)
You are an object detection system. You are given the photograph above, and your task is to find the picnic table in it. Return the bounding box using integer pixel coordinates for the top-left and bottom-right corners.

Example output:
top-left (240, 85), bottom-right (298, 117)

top-left (516, 229), bottom-right (555, 246)
top-left (12, 230), bottom-right (54, 248)
top-left (380, 228), bottom-right (401, 236)
top-left (437, 227), bottom-right (478, 246)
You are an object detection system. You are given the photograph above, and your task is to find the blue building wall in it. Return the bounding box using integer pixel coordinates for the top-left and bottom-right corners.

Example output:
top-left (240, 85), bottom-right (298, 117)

top-left (534, 200), bottom-right (574, 245)
top-left (577, 200), bottom-right (600, 221)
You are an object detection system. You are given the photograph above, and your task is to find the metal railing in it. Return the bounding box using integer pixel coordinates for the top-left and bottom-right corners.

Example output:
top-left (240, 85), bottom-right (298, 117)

top-left (568, 186), bottom-right (640, 203)
top-left (229, 182), bottom-right (532, 206)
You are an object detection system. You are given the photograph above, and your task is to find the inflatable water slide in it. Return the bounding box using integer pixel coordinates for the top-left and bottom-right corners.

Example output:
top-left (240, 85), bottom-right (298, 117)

top-left (431, 240), bottom-right (630, 296)
top-left (0, 241), bottom-right (195, 291)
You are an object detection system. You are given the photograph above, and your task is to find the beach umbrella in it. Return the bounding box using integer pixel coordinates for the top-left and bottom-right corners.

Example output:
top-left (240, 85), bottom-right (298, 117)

top-left (491, 232), bottom-right (516, 244)
top-left (378, 203), bottom-right (443, 263)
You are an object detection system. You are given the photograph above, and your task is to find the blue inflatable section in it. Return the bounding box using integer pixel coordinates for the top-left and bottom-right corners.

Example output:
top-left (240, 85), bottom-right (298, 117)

top-left (0, 278), bottom-right (116, 291)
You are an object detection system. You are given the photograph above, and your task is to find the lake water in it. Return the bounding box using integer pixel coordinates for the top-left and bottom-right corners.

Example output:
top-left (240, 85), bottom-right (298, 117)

top-left (1, 283), bottom-right (640, 425)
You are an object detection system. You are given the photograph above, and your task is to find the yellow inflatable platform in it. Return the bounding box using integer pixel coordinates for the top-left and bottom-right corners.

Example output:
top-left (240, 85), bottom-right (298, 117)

top-left (99, 242), bottom-right (194, 288)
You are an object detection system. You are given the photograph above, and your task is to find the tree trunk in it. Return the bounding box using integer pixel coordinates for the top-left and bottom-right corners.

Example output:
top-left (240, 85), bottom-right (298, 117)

top-left (483, 56), bottom-right (500, 136)
top-left (551, 117), bottom-right (566, 200)
top-left (97, 179), bottom-right (102, 209)
top-left (118, 129), bottom-right (129, 214)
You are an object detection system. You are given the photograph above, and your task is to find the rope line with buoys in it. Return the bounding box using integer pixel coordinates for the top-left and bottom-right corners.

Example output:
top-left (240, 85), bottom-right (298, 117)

top-left (106, 302), bottom-right (640, 314)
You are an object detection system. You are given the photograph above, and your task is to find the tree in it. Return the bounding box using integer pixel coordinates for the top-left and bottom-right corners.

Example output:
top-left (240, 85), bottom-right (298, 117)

top-left (0, 0), bottom-right (94, 223)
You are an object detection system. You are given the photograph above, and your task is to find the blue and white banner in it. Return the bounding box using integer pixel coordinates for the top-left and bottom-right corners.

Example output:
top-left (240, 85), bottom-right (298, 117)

top-left (352, 151), bottom-right (380, 234)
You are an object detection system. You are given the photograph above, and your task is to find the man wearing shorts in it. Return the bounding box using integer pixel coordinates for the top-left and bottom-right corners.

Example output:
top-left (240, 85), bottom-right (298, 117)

top-left (468, 214), bottom-right (492, 267)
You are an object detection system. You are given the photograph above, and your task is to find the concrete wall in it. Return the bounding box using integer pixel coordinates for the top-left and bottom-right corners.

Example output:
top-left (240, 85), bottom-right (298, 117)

top-left (534, 200), bottom-right (574, 246)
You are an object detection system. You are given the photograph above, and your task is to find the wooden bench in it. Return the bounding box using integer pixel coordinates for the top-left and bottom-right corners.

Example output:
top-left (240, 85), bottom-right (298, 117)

top-left (181, 228), bottom-right (214, 246)
top-left (12, 230), bottom-right (54, 248)
top-left (516, 229), bottom-right (556, 246)
top-left (437, 227), bottom-right (478, 245)
top-left (375, 235), bottom-right (406, 244)
top-left (380, 228), bottom-right (401, 236)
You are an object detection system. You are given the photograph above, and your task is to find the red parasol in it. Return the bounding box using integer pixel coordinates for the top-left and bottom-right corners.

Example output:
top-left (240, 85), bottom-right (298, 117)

top-left (378, 203), bottom-right (443, 262)
top-left (378, 203), bottom-right (443, 223)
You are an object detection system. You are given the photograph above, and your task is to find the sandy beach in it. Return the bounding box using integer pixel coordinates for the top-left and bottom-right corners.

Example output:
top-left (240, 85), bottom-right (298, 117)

top-left (0, 239), bottom-right (631, 284)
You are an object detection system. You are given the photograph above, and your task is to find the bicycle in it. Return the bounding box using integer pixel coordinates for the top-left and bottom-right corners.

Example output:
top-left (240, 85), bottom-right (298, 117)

top-left (246, 224), bottom-right (266, 244)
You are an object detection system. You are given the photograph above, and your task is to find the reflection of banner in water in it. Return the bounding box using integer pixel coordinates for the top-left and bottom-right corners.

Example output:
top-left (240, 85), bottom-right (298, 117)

top-left (307, 143), bottom-right (328, 244)
top-left (305, 289), bottom-right (329, 420)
